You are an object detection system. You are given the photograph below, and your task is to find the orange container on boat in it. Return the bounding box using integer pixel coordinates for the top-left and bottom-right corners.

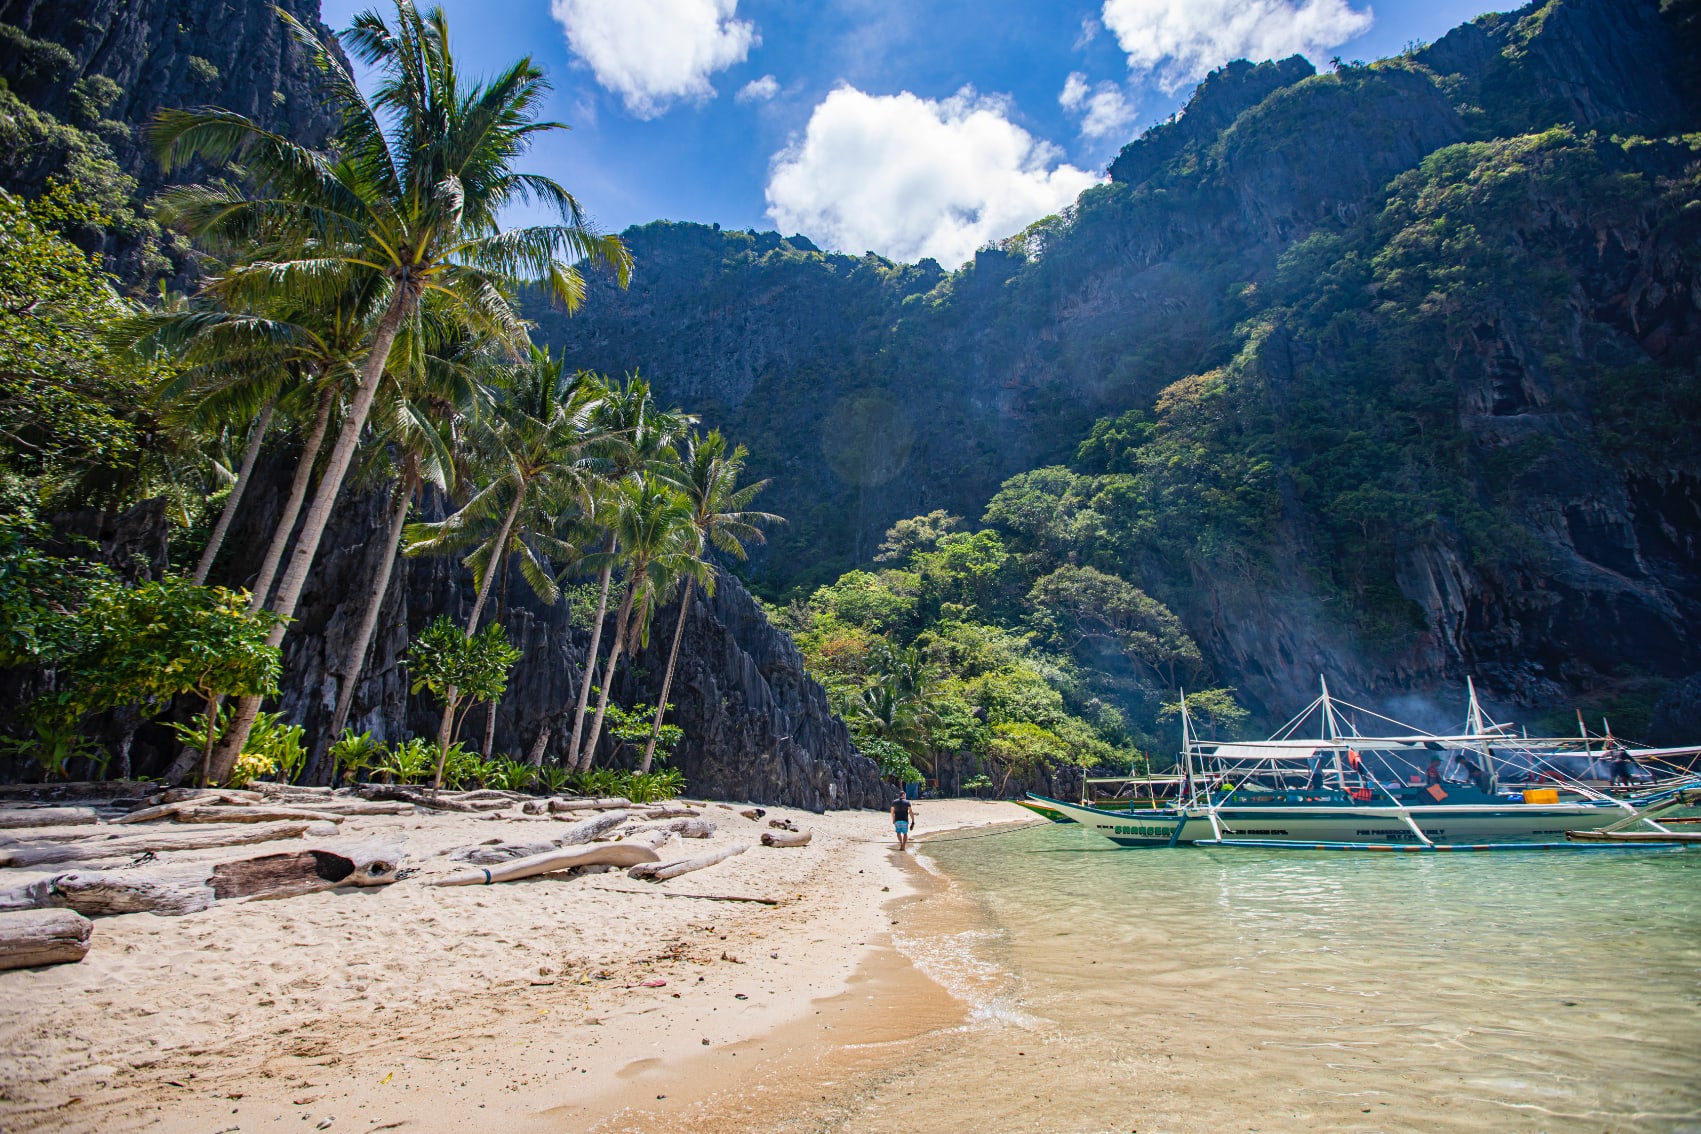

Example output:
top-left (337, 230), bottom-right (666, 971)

top-left (1522, 788), bottom-right (1559, 805)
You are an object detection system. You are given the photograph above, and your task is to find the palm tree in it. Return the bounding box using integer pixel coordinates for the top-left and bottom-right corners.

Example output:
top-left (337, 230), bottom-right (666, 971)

top-left (574, 476), bottom-right (696, 771)
top-left (564, 375), bottom-right (692, 765)
top-left (638, 431), bottom-right (779, 771)
top-left (404, 346), bottom-right (605, 786)
top-left (315, 321), bottom-right (479, 768)
top-left (153, 0), bottom-right (629, 782)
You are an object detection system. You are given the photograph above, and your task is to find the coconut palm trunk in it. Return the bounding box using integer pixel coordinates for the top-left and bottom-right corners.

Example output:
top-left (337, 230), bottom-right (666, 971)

top-left (430, 483), bottom-right (524, 789)
top-left (567, 548), bottom-right (614, 763)
top-left (249, 386), bottom-right (334, 610)
top-left (577, 582), bottom-right (635, 771)
top-left (210, 294), bottom-right (411, 784)
top-left (313, 462), bottom-right (419, 780)
top-left (194, 397), bottom-right (275, 585)
top-left (639, 581), bottom-right (692, 773)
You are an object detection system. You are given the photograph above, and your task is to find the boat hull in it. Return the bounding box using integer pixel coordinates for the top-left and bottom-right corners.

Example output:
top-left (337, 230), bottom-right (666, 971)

top-left (1028, 794), bottom-right (1625, 847)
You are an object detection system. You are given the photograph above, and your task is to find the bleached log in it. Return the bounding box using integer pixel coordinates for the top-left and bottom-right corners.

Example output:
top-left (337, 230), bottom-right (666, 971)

top-left (637, 806), bottom-right (701, 820)
top-left (0, 909), bottom-right (92, 969)
top-left (761, 829), bottom-right (812, 848)
top-left (768, 818), bottom-right (798, 831)
top-left (303, 801), bottom-right (415, 817)
top-left (355, 786), bottom-right (504, 811)
top-left (453, 840), bottom-right (557, 865)
top-left (0, 821), bottom-right (321, 868)
top-left (0, 841), bottom-right (405, 917)
top-left (557, 811), bottom-right (632, 846)
top-left (454, 789), bottom-right (532, 803)
top-left (0, 808), bottom-right (101, 829)
top-left (170, 805), bottom-right (346, 825)
top-left (632, 818), bottom-right (715, 839)
top-left (628, 843), bottom-right (747, 882)
top-left (429, 842), bottom-right (660, 886)
top-left (246, 782), bottom-right (332, 798)
top-left (627, 829), bottom-right (676, 851)
top-left (739, 808), bottom-right (765, 821)
top-left (161, 788), bottom-right (261, 805)
top-left (549, 797), bottom-right (631, 813)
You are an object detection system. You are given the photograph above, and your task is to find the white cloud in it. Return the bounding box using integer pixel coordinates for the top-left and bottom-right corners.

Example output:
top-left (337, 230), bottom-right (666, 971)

top-left (736, 74), bottom-right (779, 103)
top-left (765, 86), bottom-right (1100, 269)
top-left (549, 0), bottom-right (758, 119)
top-left (1060, 72), bottom-right (1139, 141)
top-left (1101, 0), bottom-right (1373, 91)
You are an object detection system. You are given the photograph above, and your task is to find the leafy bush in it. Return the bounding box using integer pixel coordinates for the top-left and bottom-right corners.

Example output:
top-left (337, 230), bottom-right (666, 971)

top-left (376, 737), bottom-right (435, 784)
top-left (569, 768), bottom-right (628, 798)
top-left (625, 768), bottom-right (685, 803)
top-left (534, 763), bottom-right (572, 795)
top-left (484, 755), bottom-right (534, 791)
top-left (328, 729), bottom-right (384, 785)
top-left (436, 742), bottom-right (484, 790)
top-left (245, 711), bottom-right (305, 784)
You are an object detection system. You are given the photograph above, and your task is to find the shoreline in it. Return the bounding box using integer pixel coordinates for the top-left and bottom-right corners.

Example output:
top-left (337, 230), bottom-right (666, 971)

top-left (0, 797), bottom-right (1033, 1132)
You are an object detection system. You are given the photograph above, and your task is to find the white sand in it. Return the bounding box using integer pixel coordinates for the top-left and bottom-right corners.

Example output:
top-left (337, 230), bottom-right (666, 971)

top-left (0, 797), bottom-right (1031, 1131)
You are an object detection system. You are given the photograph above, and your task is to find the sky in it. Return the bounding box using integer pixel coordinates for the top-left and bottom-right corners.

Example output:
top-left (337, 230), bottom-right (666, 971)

top-left (321, 0), bottom-right (1508, 268)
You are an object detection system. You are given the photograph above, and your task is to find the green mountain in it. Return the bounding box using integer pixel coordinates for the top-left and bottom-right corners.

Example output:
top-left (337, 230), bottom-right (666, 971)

top-left (532, 0), bottom-right (1701, 732)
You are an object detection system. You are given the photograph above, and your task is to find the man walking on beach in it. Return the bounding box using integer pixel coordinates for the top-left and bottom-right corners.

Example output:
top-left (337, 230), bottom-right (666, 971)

top-left (891, 794), bottom-right (915, 850)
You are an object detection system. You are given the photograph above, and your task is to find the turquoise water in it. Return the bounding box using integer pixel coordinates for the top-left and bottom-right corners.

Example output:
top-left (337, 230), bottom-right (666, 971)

top-left (872, 825), bottom-right (1701, 1133)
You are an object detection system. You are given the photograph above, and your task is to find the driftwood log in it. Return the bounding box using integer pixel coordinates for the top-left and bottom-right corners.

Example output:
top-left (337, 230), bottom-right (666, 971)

top-left (0, 808), bottom-right (102, 829)
top-left (0, 820), bottom-right (330, 868)
top-left (160, 787), bottom-right (261, 805)
top-left (0, 841), bottom-right (404, 917)
top-left (0, 909), bottom-right (92, 969)
top-left (430, 842), bottom-right (661, 886)
top-left (738, 808), bottom-right (766, 821)
top-left (633, 818), bottom-right (716, 839)
top-left (448, 812), bottom-right (630, 864)
top-left (768, 818), bottom-right (798, 831)
top-left (628, 843), bottom-right (747, 882)
top-left (115, 803), bottom-right (347, 826)
top-left (638, 806), bottom-right (701, 820)
top-left (761, 829), bottom-right (812, 848)
top-left (355, 786), bottom-right (507, 812)
top-left (246, 782), bottom-right (332, 798)
top-left (548, 796), bottom-right (632, 813)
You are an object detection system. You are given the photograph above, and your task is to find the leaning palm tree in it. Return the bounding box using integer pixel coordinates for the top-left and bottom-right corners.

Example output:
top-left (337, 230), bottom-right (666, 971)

top-left (574, 476), bottom-right (696, 771)
top-left (638, 431), bottom-right (780, 771)
top-left (564, 375), bottom-right (693, 765)
top-left (404, 346), bottom-right (605, 786)
top-left (152, 0), bottom-right (629, 782)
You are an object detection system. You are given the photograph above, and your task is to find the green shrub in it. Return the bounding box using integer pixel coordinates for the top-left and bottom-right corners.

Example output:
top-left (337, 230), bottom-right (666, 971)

top-left (376, 737), bottom-right (434, 784)
top-left (328, 729), bottom-right (384, 785)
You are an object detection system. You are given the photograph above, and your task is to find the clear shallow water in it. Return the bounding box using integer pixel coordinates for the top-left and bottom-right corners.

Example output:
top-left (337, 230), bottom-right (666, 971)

top-left (872, 825), bottom-right (1701, 1133)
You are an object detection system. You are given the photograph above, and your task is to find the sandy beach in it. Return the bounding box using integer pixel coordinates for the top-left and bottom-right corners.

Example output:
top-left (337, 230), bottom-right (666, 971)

top-left (0, 796), bottom-right (1032, 1132)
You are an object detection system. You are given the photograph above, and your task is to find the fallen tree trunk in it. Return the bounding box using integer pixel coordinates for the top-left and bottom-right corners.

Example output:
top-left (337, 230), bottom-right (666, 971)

top-left (628, 843), bottom-right (747, 883)
top-left (114, 804), bottom-right (347, 826)
top-left (557, 811), bottom-right (632, 846)
top-left (548, 796), bottom-right (632, 813)
top-left (0, 808), bottom-right (101, 829)
top-left (160, 788), bottom-right (261, 805)
top-left (637, 807), bottom-right (701, 820)
top-left (761, 829), bottom-right (812, 848)
top-left (355, 786), bottom-right (505, 812)
top-left (0, 841), bottom-right (405, 917)
top-left (0, 821), bottom-right (327, 868)
top-left (302, 801), bottom-right (415, 817)
top-left (0, 909), bottom-right (92, 969)
top-left (246, 782), bottom-right (332, 798)
top-left (447, 812), bottom-right (631, 864)
top-left (632, 818), bottom-right (716, 839)
top-left (429, 842), bottom-right (660, 887)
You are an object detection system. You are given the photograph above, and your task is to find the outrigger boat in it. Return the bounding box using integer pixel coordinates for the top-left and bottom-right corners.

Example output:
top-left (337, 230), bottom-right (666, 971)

top-left (1031, 680), bottom-right (1701, 849)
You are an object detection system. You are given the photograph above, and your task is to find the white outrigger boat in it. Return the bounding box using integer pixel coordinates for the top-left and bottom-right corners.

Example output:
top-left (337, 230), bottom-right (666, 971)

top-left (1032, 680), bottom-right (1701, 850)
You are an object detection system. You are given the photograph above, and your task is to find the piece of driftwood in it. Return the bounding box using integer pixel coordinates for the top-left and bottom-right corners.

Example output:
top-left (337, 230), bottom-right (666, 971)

top-left (247, 782), bottom-right (332, 798)
top-left (761, 829), bottom-right (812, 847)
top-left (354, 786), bottom-right (504, 811)
top-left (0, 820), bottom-right (324, 868)
top-left (520, 799), bottom-right (549, 815)
top-left (452, 840), bottom-right (556, 865)
top-left (113, 803), bottom-right (346, 826)
top-left (739, 808), bottom-right (766, 821)
top-left (590, 886), bottom-right (779, 905)
top-left (557, 811), bottom-right (632, 845)
top-left (0, 807), bottom-right (101, 829)
top-left (633, 818), bottom-right (715, 839)
top-left (161, 787), bottom-right (261, 805)
top-left (0, 781), bottom-right (154, 801)
top-left (628, 843), bottom-right (747, 882)
top-left (0, 841), bottom-right (405, 917)
top-left (304, 800), bottom-right (415, 816)
top-left (0, 909), bottom-right (92, 969)
top-left (627, 829), bottom-right (676, 851)
top-left (430, 842), bottom-right (661, 886)
top-left (638, 806), bottom-right (701, 820)
top-left (767, 818), bottom-right (798, 831)
top-left (549, 796), bottom-right (631, 813)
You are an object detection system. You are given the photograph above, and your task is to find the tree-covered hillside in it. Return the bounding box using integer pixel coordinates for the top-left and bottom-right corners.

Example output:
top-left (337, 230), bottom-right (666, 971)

top-left (537, 0), bottom-right (1701, 739)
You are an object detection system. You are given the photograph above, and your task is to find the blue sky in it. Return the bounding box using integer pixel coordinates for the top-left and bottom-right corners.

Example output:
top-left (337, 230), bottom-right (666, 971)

top-left (322, 0), bottom-right (1506, 267)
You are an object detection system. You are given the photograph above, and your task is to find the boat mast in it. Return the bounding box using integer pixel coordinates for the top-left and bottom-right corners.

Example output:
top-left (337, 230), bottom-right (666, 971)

top-left (1321, 676), bottom-right (1344, 788)
top-left (1178, 688), bottom-right (1195, 805)
top-left (1466, 676), bottom-right (1498, 792)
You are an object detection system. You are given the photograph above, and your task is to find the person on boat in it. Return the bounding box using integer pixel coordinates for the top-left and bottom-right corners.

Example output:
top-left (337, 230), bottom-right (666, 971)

top-left (1607, 744), bottom-right (1637, 789)
top-left (1425, 756), bottom-right (1444, 786)
top-left (1457, 754), bottom-right (1490, 793)
top-left (1307, 756), bottom-right (1326, 790)
top-left (890, 794), bottom-right (916, 850)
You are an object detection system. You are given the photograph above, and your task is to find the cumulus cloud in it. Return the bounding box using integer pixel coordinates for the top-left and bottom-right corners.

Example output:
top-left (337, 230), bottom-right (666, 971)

top-left (1060, 72), bottom-right (1139, 141)
top-left (1101, 0), bottom-right (1373, 91)
top-left (736, 74), bottom-right (779, 103)
top-left (765, 86), bottom-right (1100, 269)
top-left (550, 0), bottom-right (758, 119)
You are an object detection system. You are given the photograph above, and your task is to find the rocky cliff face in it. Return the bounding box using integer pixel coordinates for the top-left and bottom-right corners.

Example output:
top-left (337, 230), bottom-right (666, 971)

top-left (200, 466), bottom-right (884, 810)
top-left (534, 0), bottom-right (1701, 723)
top-left (0, 0), bottom-right (341, 187)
